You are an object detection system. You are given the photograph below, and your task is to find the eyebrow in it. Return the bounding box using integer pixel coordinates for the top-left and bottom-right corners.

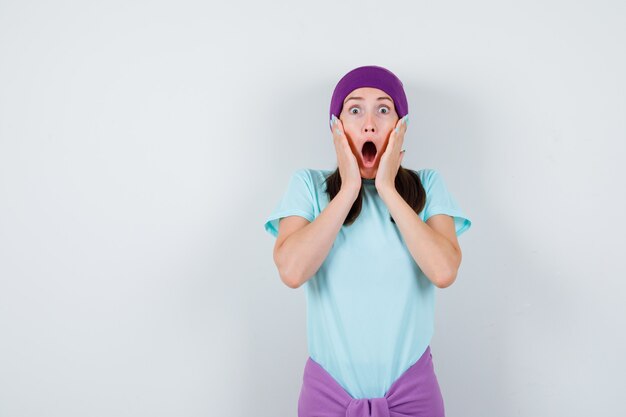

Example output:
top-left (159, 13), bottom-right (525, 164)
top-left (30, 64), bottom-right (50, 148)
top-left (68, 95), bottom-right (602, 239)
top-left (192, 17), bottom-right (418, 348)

top-left (344, 96), bottom-right (393, 105)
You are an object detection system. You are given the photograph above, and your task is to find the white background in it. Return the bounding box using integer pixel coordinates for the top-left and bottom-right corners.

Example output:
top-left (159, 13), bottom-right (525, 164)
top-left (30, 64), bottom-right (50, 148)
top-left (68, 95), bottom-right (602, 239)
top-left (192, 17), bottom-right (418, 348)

top-left (1, 1), bottom-right (624, 416)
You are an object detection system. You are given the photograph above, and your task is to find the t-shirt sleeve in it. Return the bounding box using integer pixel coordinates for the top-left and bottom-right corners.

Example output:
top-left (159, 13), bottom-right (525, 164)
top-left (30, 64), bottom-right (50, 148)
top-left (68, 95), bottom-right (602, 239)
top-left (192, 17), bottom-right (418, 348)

top-left (264, 169), bottom-right (316, 238)
top-left (423, 169), bottom-right (472, 237)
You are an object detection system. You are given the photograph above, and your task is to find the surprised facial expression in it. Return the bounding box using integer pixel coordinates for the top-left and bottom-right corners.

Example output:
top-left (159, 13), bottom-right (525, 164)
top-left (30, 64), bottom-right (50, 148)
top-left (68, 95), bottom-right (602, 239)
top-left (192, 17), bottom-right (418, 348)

top-left (339, 87), bottom-right (399, 179)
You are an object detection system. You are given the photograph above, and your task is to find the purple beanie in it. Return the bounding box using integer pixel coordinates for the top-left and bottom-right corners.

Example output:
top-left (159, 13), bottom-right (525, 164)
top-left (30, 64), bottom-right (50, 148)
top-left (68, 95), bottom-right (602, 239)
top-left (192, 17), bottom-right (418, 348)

top-left (329, 65), bottom-right (408, 131)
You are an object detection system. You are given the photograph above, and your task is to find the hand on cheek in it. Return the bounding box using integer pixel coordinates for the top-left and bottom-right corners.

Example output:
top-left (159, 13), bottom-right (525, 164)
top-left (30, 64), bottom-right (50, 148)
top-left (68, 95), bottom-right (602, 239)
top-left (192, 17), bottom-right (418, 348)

top-left (375, 115), bottom-right (408, 192)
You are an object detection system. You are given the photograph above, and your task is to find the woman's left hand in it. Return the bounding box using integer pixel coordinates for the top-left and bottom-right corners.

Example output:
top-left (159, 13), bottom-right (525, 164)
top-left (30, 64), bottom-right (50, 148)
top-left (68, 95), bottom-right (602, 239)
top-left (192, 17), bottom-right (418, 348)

top-left (375, 115), bottom-right (408, 193)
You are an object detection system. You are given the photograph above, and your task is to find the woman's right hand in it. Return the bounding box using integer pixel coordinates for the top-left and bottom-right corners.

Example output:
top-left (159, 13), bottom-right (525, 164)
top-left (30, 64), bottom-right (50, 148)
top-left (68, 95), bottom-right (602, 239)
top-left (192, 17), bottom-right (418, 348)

top-left (331, 115), bottom-right (362, 196)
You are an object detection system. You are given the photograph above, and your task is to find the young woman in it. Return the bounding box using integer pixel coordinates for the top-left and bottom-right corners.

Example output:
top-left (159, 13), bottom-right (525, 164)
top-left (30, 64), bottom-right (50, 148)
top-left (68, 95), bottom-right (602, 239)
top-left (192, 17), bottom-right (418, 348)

top-left (264, 65), bottom-right (472, 417)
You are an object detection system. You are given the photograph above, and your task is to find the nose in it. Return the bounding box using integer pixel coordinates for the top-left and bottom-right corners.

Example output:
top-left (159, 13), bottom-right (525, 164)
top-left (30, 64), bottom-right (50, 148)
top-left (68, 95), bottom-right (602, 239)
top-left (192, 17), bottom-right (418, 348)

top-left (363, 113), bottom-right (376, 133)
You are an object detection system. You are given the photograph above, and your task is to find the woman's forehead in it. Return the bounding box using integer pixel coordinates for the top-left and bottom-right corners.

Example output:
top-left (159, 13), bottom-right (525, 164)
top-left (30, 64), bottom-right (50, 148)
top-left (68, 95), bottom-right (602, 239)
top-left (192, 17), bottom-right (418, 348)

top-left (344, 87), bottom-right (394, 106)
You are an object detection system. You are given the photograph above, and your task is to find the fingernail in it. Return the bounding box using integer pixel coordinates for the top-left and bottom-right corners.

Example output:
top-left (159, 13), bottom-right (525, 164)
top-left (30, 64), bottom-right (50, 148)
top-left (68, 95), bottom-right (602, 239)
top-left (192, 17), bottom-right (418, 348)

top-left (335, 129), bottom-right (340, 135)
top-left (395, 126), bottom-right (399, 133)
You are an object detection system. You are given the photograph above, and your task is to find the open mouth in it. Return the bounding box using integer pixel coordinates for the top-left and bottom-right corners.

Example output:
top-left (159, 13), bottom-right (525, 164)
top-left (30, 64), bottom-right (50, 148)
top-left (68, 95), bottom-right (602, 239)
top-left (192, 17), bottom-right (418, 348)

top-left (361, 141), bottom-right (377, 167)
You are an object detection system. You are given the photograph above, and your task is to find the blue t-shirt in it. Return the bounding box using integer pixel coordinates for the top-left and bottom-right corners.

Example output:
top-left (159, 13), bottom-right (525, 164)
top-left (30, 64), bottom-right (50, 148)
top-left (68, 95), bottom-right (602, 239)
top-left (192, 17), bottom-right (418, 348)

top-left (264, 168), bottom-right (472, 399)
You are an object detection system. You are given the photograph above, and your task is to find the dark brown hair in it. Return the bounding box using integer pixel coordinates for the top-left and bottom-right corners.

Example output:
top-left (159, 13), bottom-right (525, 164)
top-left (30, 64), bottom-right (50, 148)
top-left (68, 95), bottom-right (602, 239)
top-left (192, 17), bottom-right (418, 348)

top-left (322, 166), bottom-right (426, 226)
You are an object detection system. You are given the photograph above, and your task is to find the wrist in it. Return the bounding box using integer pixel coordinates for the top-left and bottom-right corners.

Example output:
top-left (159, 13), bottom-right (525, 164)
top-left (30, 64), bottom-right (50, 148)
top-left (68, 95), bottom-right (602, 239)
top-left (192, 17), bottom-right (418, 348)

top-left (339, 185), bottom-right (360, 201)
top-left (377, 185), bottom-right (398, 199)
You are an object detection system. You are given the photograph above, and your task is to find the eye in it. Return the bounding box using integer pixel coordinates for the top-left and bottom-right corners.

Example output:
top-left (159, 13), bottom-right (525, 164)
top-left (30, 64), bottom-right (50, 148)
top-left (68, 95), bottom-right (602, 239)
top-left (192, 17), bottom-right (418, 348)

top-left (379, 106), bottom-right (390, 114)
top-left (349, 106), bottom-right (360, 114)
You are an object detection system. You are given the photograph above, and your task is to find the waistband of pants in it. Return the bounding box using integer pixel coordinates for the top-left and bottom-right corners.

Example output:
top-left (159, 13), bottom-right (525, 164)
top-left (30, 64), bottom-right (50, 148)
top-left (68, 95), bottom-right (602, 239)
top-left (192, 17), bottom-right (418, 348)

top-left (298, 346), bottom-right (445, 417)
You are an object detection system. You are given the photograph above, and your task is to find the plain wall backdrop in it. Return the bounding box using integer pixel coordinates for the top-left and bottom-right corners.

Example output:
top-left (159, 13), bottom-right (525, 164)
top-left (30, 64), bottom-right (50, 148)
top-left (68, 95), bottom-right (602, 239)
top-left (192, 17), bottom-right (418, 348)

top-left (1, 0), bottom-right (625, 416)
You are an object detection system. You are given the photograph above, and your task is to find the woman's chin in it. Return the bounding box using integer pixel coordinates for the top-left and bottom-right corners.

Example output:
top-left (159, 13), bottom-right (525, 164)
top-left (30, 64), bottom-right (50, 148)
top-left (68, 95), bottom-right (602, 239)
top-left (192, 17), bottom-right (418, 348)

top-left (359, 167), bottom-right (377, 179)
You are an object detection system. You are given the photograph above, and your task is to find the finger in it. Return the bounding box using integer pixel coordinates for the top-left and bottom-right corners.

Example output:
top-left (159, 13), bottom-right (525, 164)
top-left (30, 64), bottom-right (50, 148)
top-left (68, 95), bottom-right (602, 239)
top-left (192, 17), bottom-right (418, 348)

top-left (334, 128), bottom-right (345, 148)
top-left (331, 119), bottom-right (339, 140)
top-left (397, 128), bottom-right (405, 147)
top-left (392, 118), bottom-right (403, 142)
top-left (390, 124), bottom-right (400, 149)
top-left (336, 119), bottom-right (346, 138)
top-left (397, 116), bottom-right (407, 136)
top-left (334, 118), bottom-right (344, 134)
top-left (397, 118), bottom-right (406, 144)
top-left (331, 116), bottom-right (343, 139)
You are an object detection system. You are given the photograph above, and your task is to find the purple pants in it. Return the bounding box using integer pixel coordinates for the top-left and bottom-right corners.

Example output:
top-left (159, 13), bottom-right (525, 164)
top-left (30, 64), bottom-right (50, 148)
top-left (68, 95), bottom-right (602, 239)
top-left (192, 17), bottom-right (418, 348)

top-left (298, 346), bottom-right (445, 417)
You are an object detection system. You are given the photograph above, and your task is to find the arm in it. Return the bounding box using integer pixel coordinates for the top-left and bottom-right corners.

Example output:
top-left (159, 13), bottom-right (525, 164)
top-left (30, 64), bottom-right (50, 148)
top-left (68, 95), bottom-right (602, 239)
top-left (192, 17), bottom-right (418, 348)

top-left (379, 187), bottom-right (462, 288)
top-left (274, 188), bottom-right (359, 289)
